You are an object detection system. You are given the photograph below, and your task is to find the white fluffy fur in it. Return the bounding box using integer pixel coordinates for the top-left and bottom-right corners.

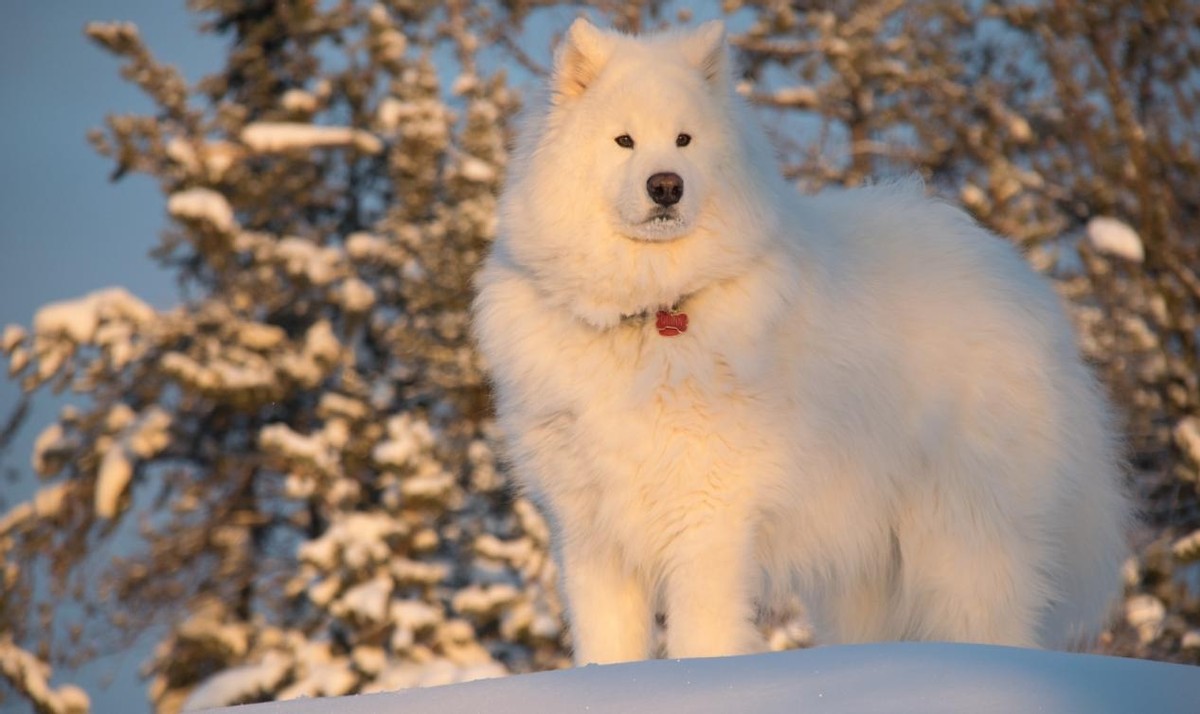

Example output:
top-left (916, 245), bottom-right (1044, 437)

top-left (473, 19), bottom-right (1129, 664)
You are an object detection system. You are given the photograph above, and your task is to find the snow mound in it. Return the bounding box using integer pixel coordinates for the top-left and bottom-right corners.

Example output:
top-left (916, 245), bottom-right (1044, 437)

top-left (204, 642), bottom-right (1200, 713)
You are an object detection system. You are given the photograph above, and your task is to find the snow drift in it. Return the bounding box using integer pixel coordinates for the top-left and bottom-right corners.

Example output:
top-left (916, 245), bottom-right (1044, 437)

top-left (205, 642), bottom-right (1200, 713)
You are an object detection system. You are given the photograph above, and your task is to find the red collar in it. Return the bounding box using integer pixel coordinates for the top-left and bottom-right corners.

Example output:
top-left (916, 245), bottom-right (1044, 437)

top-left (655, 309), bottom-right (688, 336)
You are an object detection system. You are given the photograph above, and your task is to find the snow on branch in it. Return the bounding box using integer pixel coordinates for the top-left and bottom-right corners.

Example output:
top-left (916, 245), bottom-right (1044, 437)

top-left (240, 122), bottom-right (384, 155)
top-left (168, 188), bottom-right (238, 234)
top-left (0, 636), bottom-right (89, 714)
top-left (1086, 216), bottom-right (1145, 263)
top-left (182, 651), bottom-right (291, 711)
top-left (32, 288), bottom-right (155, 345)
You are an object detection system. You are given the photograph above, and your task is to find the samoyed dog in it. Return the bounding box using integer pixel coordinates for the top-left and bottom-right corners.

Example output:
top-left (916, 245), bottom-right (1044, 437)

top-left (473, 19), bottom-right (1128, 663)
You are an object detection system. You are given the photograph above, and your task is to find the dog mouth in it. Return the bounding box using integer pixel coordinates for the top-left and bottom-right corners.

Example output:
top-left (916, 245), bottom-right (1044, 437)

top-left (616, 206), bottom-right (691, 243)
top-left (642, 209), bottom-right (681, 225)
top-left (622, 212), bottom-right (688, 243)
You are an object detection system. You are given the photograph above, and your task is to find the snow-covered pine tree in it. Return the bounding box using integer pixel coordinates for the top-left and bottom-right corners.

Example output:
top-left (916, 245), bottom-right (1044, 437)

top-left (733, 0), bottom-right (1200, 659)
top-left (0, 2), bottom-right (572, 711)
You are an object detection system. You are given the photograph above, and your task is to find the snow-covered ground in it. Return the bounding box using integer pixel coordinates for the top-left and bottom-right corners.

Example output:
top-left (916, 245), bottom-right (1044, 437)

top-left (207, 642), bottom-right (1200, 713)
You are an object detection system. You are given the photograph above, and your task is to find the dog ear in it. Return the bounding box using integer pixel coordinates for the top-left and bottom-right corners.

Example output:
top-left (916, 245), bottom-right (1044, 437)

top-left (552, 18), bottom-right (614, 102)
top-left (682, 20), bottom-right (728, 88)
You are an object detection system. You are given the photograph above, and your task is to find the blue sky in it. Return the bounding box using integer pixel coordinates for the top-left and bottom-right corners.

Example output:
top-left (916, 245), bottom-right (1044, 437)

top-left (0, 1), bottom-right (222, 491)
top-left (0, 4), bottom-right (221, 711)
top-left (0, 2), bottom-right (222, 336)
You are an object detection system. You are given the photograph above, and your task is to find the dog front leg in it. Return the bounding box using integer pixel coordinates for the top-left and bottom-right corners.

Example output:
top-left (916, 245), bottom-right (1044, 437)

top-left (560, 539), bottom-right (653, 665)
top-left (664, 525), bottom-right (763, 658)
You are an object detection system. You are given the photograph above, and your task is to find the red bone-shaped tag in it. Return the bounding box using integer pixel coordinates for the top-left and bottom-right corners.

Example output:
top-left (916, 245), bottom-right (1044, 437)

top-left (655, 310), bottom-right (688, 337)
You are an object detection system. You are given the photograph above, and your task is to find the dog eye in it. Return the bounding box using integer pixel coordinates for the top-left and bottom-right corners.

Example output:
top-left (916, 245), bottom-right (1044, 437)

top-left (676, 133), bottom-right (692, 147)
top-left (615, 134), bottom-right (635, 149)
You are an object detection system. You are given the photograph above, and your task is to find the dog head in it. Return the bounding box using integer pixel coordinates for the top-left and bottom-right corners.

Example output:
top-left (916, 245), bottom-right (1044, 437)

top-left (550, 19), bottom-right (731, 243)
top-left (498, 20), bottom-right (786, 328)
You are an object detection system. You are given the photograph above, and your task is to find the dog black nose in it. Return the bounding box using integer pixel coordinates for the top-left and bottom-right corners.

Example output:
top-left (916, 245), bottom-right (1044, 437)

top-left (647, 172), bottom-right (684, 206)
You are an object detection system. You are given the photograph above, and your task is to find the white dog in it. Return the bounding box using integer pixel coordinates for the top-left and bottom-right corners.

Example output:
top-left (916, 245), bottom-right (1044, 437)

top-left (472, 19), bottom-right (1128, 663)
